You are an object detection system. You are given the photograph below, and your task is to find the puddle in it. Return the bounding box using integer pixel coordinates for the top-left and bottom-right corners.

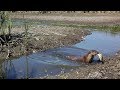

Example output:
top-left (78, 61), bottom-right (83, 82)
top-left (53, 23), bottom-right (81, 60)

top-left (1, 30), bottom-right (120, 79)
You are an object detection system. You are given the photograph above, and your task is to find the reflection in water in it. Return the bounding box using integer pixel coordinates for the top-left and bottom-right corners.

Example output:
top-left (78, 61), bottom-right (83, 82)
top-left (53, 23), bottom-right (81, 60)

top-left (2, 60), bottom-right (17, 79)
top-left (26, 56), bottom-right (29, 79)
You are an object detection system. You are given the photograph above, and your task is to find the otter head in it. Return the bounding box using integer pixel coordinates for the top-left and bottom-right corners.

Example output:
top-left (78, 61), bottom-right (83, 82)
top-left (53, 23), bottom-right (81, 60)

top-left (89, 50), bottom-right (104, 64)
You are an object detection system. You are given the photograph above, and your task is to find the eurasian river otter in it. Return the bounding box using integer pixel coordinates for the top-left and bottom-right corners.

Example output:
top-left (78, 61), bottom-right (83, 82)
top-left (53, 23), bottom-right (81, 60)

top-left (66, 50), bottom-right (103, 63)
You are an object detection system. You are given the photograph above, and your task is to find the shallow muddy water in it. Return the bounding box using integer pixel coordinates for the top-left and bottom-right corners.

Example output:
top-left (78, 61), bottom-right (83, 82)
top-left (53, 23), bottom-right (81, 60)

top-left (1, 30), bottom-right (120, 79)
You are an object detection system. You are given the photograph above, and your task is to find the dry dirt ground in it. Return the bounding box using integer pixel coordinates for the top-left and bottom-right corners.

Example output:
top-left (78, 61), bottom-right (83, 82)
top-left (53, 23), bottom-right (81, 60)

top-left (1, 13), bottom-right (120, 79)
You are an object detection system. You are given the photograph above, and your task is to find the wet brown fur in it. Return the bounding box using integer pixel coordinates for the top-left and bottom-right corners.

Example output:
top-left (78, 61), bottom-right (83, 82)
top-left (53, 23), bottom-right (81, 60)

top-left (66, 50), bottom-right (99, 63)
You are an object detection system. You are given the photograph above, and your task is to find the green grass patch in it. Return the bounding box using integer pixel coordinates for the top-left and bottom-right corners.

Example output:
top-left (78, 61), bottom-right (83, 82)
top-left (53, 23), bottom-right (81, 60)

top-left (80, 25), bottom-right (120, 32)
